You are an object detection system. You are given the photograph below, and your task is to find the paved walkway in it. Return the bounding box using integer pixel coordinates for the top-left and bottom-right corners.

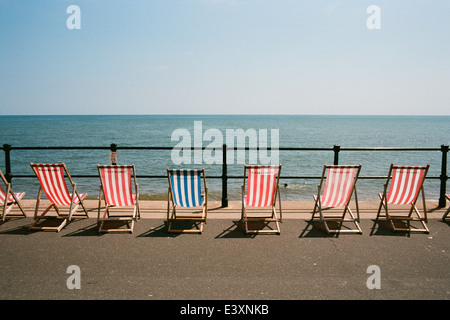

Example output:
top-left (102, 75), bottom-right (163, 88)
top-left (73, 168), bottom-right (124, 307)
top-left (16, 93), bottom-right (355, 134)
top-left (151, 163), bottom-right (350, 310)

top-left (0, 200), bottom-right (449, 303)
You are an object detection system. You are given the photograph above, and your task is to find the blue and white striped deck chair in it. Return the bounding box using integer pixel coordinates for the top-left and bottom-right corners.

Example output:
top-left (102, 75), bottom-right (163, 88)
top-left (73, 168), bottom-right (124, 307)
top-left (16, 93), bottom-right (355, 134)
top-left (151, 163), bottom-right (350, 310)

top-left (167, 168), bottom-right (208, 233)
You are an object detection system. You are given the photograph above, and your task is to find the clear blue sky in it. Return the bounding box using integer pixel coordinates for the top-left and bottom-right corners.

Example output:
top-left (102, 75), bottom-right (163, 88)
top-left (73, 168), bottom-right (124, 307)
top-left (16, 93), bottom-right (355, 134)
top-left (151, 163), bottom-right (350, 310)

top-left (1, 0), bottom-right (449, 115)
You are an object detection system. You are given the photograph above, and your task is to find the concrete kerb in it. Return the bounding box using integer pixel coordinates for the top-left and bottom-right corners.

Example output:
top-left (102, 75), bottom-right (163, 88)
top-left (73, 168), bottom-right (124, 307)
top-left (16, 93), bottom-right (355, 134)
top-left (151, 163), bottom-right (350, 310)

top-left (13, 199), bottom-right (449, 220)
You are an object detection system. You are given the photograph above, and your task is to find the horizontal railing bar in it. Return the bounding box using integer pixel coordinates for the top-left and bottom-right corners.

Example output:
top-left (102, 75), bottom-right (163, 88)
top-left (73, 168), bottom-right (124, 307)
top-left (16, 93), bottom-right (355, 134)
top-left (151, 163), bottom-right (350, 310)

top-left (2, 146), bottom-right (442, 151)
top-left (10, 174), bottom-right (223, 179)
top-left (2, 143), bottom-right (447, 207)
top-left (340, 147), bottom-right (440, 151)
top-left (222, 175), bottom-right (442, 180)
top-left (8, 175), bottom-right (442, 180)
top-left (6, 146), bottom-right (112, 150)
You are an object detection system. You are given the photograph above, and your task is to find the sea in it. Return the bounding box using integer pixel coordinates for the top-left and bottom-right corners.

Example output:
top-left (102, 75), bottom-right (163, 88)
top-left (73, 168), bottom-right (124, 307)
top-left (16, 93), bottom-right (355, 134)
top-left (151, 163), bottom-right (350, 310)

top-left (0, 115), bottom-right (449, 202)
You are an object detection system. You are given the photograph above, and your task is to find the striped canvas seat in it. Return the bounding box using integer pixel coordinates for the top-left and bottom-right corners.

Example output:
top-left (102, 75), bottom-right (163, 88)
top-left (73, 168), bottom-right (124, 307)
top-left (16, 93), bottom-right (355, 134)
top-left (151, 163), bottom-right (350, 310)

top-left (32, 164), bottom-right (85, 206)
top-left (312, 165), bottom-right (362, 234)
top-left (97, 165), bottom-right (140, 233)
top-left (320, 166), bottom-right (359, 208)
top-left (0, 169), bottom-right (26, 221)
top-left (29, 163), bottom-right (88, 232)
top-left (385, 166), bottom-right (427, 205)
top-left (167, 169), bottom-right (207, 234)
top-left (244, 166), bottom-right (279, 208)
top-left (241, 165), bottom-right (282, 234)
top-left (377, 164), bottom-right (430, 233)
top-left (169, 169), bottom-right (204, 208)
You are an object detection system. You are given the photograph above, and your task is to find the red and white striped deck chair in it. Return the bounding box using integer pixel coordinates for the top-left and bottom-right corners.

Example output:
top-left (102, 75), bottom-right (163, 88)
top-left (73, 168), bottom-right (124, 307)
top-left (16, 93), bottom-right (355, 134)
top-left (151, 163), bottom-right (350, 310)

top-left (442, 194), bottom-right (450, 221)
top-left (97, 165), bottom-right (140, 233)
top-left (312, 165), bottom-right (362, 234)
top-left (167, 168), bottom-right (208, 234)
top-left (376, 164), bottom-right (430, 233)
top-left (29, 163), bottom-right (88, 232)
top-left (241, 165), bottom-right (282, 234)
top-left (0, 169), bottom-right (26, 221)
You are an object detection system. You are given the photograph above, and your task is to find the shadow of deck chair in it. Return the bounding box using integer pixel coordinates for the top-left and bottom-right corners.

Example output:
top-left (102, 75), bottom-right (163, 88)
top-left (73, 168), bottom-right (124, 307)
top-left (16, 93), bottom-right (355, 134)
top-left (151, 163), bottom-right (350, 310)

top-left (376, 164), bottom-right (430, 233)
top-left (311, 165), bottom-right (362, 234)
top-left (442, 194), bottom-right (450, 221)
top-left (241, 165), bottom-right (282, 235)
top-left (29, 163), bottom-right (88, 232)
top-left (1, 169), bottom-right (26, 221)
top-left (97, 165), bottom-right (140, 233)
top-left (167, 168), bottom-right (207, 234)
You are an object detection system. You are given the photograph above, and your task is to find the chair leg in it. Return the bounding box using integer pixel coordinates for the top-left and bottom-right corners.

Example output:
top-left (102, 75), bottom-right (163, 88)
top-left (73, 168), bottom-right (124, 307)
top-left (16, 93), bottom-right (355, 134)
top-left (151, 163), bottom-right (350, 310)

top-left (383, 203), bottom-right (429, 233)
top-left (166, 205), bottom-right (205, 234)
top-left (376, 194), bottom-right (387, 221)
top-left (1, 202), bottom-right (10, 221)
top-left (97, 205), bottom-right (136, 234)
top-left (168, 219), bottom-right (204, 234)
top-left (443, 206), bottom-right (450, 221)
top-left (443, 195), bottom-right (450, 221)
top-left (411, 204), bottom-right (429, 233)
top-left (241, 205), bottom-right (281, 235)
top-left (311, 195), bottom-right (319, 221)
top-left (29, 204), bottom-right (68, 232)
top-left (2, 193), bottom-right (27, 221)
top-left (320, 206), bottom-right (362, 234)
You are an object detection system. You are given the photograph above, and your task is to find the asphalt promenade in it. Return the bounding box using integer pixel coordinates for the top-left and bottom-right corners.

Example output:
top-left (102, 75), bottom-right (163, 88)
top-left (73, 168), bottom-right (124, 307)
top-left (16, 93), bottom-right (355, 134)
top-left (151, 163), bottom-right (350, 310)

top-left (0, 200), bottom-right (449, 303)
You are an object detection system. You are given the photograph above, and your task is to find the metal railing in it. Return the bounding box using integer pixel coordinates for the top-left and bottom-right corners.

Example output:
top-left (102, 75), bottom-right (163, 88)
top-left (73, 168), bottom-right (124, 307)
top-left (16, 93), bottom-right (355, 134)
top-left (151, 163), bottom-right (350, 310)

top-left (1, 143), bottom-right (448, 207)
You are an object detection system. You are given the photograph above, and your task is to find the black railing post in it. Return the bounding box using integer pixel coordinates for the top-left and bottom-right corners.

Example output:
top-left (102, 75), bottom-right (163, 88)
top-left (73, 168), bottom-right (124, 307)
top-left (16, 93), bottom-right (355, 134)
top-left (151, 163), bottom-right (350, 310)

top-left (439, 144), bottom-right (448, 207)
top-left (110, 143), bottom-right (117, 165)
top-left (221, 144), bottom-right (228, 207)
top-left (333, 145), bottom-right (340, 165)
top-left (3, 144), bottom-right (12, 183)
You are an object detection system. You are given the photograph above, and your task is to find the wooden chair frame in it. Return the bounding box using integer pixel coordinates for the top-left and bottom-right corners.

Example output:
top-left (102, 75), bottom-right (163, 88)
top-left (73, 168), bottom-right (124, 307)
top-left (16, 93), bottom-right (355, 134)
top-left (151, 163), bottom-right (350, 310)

top-left (0, 170), bottom-right (26, 221)
top-left (241, 164), bottom-right (282, 235)
top-left (29, 163), bottom-right (88, 232)
top-left (376, 164), bottom-right (430, 233)
top-left (311, 165), bottom-right (362, 234)
top-left (442, 194), bottom-right (450, 221)
top-left (97, 164), bottom-right (140, 233)
top-left (167, 168), bottom-right (208, 234)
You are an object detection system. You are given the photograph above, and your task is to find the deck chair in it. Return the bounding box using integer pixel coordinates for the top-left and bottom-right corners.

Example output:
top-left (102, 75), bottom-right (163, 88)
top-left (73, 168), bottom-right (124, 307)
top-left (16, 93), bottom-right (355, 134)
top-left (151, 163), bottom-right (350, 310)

top-left (241, 164), bottom-right (282, 234)
top-left (311, 165), bottom-right (362, 234)
top-left (376, 164), bottom-right (430, 233)
top-left (0, 169), bottom-right (26, 221)
top-left (442, 194), bottom-right (450, 221)
top-left (97, 165), bottom-right (140, 233)
top-left (167, 168), bottom-right (207, 234)
top-left (29, 163), bottom-right (88, 232)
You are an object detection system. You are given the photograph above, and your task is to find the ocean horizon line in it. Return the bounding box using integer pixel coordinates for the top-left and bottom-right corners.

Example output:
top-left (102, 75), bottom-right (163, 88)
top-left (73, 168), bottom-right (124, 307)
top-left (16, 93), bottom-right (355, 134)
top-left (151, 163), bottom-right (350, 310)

top-left (1, 114), bottom-right (450, 117)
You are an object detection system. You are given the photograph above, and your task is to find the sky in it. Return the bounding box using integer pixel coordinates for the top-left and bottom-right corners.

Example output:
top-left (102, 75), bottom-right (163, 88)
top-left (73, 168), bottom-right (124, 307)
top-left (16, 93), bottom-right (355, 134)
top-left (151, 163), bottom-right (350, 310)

top-left (0, 0), bottom-right (449, 115)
